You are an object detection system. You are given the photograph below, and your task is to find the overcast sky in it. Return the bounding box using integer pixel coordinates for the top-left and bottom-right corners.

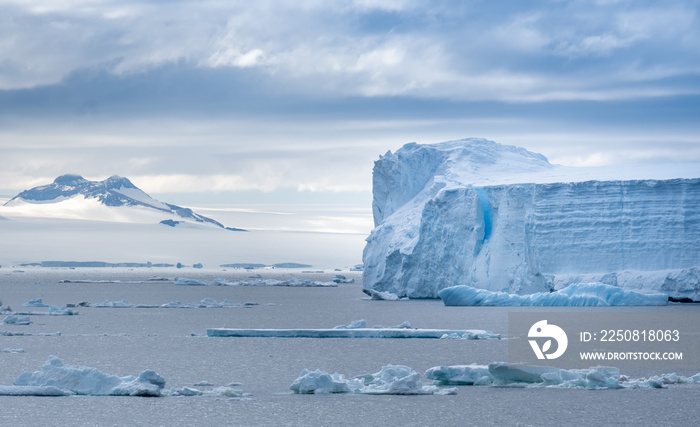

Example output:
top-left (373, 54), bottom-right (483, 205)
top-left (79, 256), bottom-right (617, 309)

top-left (1, 0), bottom-right (699, 203)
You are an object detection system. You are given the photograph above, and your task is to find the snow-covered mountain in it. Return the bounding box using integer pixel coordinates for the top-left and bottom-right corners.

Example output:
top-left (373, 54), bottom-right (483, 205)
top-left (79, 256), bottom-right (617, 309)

top-left (2, 174), bottom-right (237, 230)
top-left (363, 138), bottom-right (700, 300)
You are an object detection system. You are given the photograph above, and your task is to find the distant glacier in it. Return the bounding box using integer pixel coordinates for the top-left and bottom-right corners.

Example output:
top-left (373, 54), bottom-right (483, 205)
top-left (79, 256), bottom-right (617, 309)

top-left (362, 138), bottom-right (700, 300)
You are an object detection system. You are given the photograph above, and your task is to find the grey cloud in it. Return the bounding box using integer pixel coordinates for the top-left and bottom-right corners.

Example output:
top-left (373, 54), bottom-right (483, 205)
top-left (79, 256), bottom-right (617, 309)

top-left (0, 1), bottom-right (698, 102)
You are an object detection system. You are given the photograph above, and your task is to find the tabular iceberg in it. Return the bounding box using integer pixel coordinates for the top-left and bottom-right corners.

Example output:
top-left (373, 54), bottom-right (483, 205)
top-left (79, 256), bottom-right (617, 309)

top-left (363, 138), bottom-right (700, 299)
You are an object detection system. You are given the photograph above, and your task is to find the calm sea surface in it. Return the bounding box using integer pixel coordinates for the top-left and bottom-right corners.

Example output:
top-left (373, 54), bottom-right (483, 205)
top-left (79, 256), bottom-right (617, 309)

top-left (1, 268), bottom-right (699, 426)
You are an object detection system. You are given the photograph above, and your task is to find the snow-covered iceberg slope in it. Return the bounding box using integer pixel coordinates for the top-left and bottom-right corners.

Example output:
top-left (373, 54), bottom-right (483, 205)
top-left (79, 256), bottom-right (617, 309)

top-left (439, 283), bottom-right (668, 306)
top-left (363, 138), bottom-right (700, 299)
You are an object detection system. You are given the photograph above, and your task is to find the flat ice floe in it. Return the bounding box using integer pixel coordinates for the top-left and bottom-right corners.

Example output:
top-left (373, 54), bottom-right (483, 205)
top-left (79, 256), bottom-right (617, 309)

top-left (207, 327), bottom-right (500, 339)
top-left (0, 331), bottom-right (61, 336)
top-left (425, 362), bottom-right (700, 389)
top-left (290, 365), bottom-right (457, 395)
top-left (59, 276), bottom-right (338, 287)
top-left (208, 277), bottom-right (337, 287)
top-left (439, 283), bottom-right (668, 306)
top-left (94, 298), bottom-right (250, 308)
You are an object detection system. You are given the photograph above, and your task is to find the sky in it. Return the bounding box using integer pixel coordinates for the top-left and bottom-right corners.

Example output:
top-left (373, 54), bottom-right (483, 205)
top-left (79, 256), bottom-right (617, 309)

top-left (1, 0), bottom-right (699, 204)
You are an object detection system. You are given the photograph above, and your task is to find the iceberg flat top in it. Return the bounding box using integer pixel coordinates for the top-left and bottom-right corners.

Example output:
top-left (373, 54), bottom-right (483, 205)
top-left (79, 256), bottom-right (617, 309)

top-left (397, 139), bottom-right (700, 187)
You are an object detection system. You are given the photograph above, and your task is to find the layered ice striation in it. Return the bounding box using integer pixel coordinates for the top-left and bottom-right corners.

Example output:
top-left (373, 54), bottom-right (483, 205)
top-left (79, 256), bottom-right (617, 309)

top-left (439, 283), bottom-right (668, 306)
top-left (363, 138), bottom-right (700, 299)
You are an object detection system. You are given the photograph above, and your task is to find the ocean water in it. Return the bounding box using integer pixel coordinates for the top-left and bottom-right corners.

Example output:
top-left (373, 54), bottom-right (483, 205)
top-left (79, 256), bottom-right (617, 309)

top-left (1, 268), bottom-right (700, 426)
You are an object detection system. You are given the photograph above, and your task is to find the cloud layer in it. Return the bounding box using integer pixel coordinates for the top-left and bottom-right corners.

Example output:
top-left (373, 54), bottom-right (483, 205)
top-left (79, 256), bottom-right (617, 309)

top-left (0, 1), bottom-right (699, 197)
top-left (2, 0), bottom-right (699, 101)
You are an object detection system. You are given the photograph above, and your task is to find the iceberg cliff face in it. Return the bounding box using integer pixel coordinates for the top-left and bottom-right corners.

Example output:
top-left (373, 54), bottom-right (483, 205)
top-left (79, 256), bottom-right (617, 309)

top-left (362, 139), bottom-right (700, 299)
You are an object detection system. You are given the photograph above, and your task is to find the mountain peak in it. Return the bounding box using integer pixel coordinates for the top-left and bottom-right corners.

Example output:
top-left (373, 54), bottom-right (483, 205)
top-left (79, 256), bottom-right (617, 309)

top-left (4, 175), bottom-right (241, 230)
top-left (103, 175), bottom-right (137, 189)
top-left (54, 174), bottom-right (87, 186)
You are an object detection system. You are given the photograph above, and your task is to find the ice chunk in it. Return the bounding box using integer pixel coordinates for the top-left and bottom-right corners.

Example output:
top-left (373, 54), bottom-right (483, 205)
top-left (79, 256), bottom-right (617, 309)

top-left (390, 321), bottom-right (412, 329)
top-left (334, 319), bottom-right (367, 329)
top-left (198, 298), bottom-right (238, 308)
top-left (13, 356), bottom-right (165, 396)
top-left (439, 283), bottom-right (668, 306)
top-left (22, 298), bottom-right (49, 307)
top-left (167, 386), bottom-right (202, 396)
top-left (364, 139), bottom-right (700, 299)
top-left (369, 290), bottom-right (400, 301)
top-left (290, 369), bottom-right (354, 394)
top-left (358, 365), bottom-right (456, 395)
top-left (3, 315), bottom-right (32, 325)
top-left (49, 305), bottom-right (78, 315)
top-left (290, 365), bottom-right (455, 395)
top-left (95, 299), bottom-right (135, 308)
top-left (426, 362), bottom-right (700, 389)
top-left (160, 301), bottom-right (196, 308)
top-left (425, 365), bottom-right (492, 385)
top-left (332, 275), bottom-right (355, 284)
top-left (173, 278), bottom-right (207, 286)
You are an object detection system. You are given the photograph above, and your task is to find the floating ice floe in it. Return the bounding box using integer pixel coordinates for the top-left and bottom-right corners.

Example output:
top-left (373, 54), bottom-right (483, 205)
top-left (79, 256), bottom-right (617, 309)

top-left (49, 305), bottom-right (78, 315)
top-left (173, 277), bottom-right (336, 287)
top-left (425, 362), bottom-right (700, 389)
top-left (0, 331), bottom-right (61, 336)
top-left (214, 278), bottom-right (337, 287)
top-left (8, 356), bottom-right (166, 396)
top-left (165, 387), bottom-right (252, 399)
top-left (93, 298), bottom-right (244, 309)
top-left (3, 315), bottom-right (32, 325)
top-left (369, 290), bottom-right (401, 301)
top-left (439, 283), bottom-right (669, 306)
top-left (291, 365), bottom-right (457, 395)
top-left (174, 278), bottom-right (208, 286)
top-left (0, 356), bottom-right (254, 398)
top-left (207, 327), bottom-right (499, 339)
top-left (332, 275), bottom-right (355, 284)
top-left (95, 299), bottom-right (136, 308)
top-left (22, 298), bottom-right (49, 307)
